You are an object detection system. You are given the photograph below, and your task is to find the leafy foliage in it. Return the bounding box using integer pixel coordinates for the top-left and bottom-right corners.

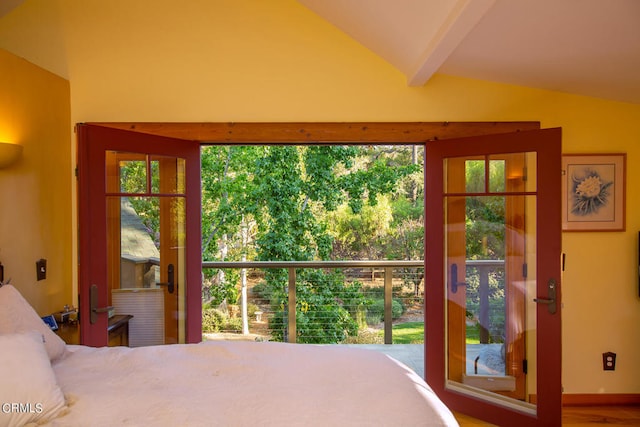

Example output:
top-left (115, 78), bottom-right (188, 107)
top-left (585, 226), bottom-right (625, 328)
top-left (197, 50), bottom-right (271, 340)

top-left (121, 145), bottom-right (427, 343)
top-left (266, 270), bottom-right (365, 343)
top-left (328, 195), bottom-right (394, 259)
top-left (464, 160), bottom-right (506, 260)
top-left (244, 146), bottom-right (418, 342)
top-left (463, 159), bottom-right (507, 343)
top-left (202, 306), bottom-right (242, 333)
top-left (119, 144), bottom-right (519, 346)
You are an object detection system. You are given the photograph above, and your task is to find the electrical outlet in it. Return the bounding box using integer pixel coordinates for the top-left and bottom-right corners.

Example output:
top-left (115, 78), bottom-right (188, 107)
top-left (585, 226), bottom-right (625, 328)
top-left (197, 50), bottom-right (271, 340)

top-left (602, 352), bottom-right (616, 371)
top-left (36, 259), bottom-right (47, 281)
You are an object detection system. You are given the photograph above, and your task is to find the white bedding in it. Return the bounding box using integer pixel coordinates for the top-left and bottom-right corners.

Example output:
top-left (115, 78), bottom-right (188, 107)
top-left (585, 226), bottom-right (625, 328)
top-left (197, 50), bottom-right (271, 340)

top-left (48, 341), bottom-right (458, 426)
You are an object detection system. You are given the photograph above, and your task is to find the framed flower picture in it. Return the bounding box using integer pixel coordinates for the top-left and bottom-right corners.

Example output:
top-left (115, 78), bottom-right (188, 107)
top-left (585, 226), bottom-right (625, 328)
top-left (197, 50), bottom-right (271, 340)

top-left (562, 153), bottom-right (626, 231)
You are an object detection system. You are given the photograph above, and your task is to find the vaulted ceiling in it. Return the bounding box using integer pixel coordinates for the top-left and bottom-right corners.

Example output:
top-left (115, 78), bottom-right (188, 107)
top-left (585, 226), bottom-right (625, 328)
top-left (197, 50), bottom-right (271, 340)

top-left (299, 0), bottom-right (640, 104)
top-left (2, 0), bottom-right (639, 104)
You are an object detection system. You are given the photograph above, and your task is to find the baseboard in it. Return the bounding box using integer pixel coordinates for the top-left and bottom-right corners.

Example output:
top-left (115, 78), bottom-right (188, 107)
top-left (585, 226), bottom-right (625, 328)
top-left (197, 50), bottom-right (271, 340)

top-left (562, 394), bottom-right (640, 406)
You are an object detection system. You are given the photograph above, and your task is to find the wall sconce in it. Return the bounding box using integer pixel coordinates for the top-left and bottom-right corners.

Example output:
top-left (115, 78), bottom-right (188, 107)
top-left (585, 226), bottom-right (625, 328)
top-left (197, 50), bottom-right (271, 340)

top-left (0, 142), bottom-right (23, 168)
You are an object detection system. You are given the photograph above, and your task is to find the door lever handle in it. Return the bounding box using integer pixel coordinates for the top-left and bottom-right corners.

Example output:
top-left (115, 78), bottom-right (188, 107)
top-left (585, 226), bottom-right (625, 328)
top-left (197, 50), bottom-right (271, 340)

top-left (451, 263), bottom-right (467, 294)
top-left (156, 263), bottom-right (175, 294)
top-left (90, 284), bottom-right (114, 324)
top-left (534, 278), bottom-right (557, 314)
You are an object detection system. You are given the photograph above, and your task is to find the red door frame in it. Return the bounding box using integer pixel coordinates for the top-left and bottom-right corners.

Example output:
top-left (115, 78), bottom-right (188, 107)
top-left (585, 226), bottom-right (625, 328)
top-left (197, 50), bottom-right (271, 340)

top-left (77, 124), bottom-right (202, 346)
top-left (425, 128), bottom-right (562, 426)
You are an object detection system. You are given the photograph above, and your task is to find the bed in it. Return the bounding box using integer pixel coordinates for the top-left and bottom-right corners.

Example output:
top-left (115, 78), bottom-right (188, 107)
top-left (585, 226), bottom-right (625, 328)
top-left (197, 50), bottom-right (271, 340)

top-left (0, 284), bottom-right (458, 426)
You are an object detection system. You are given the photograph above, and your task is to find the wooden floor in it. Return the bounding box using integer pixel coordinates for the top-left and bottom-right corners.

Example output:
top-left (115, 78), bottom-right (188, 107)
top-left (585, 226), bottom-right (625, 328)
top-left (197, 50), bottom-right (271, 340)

top-left (455, 406), bottom-right (640, 426)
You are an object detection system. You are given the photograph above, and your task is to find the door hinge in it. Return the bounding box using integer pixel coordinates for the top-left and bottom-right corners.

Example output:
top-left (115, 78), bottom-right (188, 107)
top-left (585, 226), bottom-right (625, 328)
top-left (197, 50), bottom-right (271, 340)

top-left (522, 166), bottom-right (527, 182)
top-left (523, 359), bottom-right (528, 374)
top-left (75, 166), bottom-right (78, 178)
top-left (522, 263), bottom-right (528, 278)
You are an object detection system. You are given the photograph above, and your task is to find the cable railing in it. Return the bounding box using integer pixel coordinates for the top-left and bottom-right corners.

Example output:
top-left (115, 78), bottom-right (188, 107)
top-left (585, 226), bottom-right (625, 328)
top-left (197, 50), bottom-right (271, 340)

top-left (464, 260), bottom-right (505, 344)
top-left (201, 259), bottom-right (505, 345)
top-left (202, 260), bottom-right (424, 344)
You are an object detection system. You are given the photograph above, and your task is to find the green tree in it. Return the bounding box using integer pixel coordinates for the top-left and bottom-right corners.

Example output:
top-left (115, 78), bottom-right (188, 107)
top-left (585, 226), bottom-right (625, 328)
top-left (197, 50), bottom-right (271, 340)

top-left (327, 195), bottom-right (394, 260)
top-left (464, 160), bottom-right (505, 260)
top-left (200, 145), bottom-right (263, 305)
top-left (201, 145), bottom-right (261, 260)
top-left (326, 145), bottom-right (424, 262)
top-left (249, 145), bottom-right (416, 343)
top-left (120, 145), bottom-right (421, 343)
top-left (464, 160), bottom-right (507, 342)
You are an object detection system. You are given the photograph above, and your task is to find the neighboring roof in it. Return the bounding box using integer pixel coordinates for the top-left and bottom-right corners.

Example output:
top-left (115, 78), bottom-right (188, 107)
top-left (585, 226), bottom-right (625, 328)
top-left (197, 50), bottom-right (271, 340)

top-left (120, 198), bottom-right (160, 260)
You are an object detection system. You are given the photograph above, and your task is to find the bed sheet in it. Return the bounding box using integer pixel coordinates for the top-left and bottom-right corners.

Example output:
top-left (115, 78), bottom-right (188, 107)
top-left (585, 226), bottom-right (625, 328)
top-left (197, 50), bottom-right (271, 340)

top-left (48, 341), bottom-right (457, 426)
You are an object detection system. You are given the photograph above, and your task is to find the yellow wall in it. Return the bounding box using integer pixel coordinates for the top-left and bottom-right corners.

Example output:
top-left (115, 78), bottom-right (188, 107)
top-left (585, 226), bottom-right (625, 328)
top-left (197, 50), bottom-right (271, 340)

top-left (1, 0), bottom-right (640, 395)
top-left (0, 48), bottom-right (72, 315)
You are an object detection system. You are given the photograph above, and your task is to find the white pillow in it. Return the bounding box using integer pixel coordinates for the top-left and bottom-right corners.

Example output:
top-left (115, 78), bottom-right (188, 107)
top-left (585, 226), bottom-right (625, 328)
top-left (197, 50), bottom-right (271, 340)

top-left (0, 285), bottom-right (66, 361)
top-left (0, 332), bottom-right (67, 427)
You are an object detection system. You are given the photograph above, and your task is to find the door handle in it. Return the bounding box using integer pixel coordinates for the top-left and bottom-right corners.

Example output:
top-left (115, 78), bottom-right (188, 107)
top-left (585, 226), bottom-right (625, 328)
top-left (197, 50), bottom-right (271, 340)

top-left (90, 284), bottom-right (114, 324)
top-left (156, 263), bottom-right (175, 294)
top-left (534, 278), bottom-right (557, 314)
top-left (451, 263), bottom-right (467, 294)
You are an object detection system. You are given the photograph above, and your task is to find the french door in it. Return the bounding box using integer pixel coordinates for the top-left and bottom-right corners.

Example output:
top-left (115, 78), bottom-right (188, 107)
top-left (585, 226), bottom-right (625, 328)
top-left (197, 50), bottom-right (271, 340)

top-left (425, 128), bottom-right (562, 425)
top-left (77, 124), bottom-right (202, 347)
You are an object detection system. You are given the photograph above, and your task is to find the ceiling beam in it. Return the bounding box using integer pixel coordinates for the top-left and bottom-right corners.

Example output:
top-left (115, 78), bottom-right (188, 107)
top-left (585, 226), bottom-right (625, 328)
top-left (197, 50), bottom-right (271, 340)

top-left (407, 0), bottom-right (495, 86)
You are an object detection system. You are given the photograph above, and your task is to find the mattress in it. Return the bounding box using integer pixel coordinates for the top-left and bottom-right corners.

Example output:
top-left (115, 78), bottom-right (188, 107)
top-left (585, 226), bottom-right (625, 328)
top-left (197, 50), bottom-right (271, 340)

top-left (48, 341), bottom-right (458, 426)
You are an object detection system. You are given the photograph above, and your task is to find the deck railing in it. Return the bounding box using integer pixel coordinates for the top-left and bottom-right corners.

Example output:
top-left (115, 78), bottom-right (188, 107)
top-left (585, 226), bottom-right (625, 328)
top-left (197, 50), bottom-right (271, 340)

top-left (202, 260), bottom-right (424, 344)
top-left (201, 259), bottom-right (506, 345)
top-left (465, 260), bottom-right (505, 344)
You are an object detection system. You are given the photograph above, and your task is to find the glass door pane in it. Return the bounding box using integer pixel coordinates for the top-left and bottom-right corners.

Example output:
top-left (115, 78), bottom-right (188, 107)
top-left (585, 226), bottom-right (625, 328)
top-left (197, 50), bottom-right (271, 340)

top-left (106, 152), bottom-right (187, 346)
top-left (425, 127), bottom-right (562, 426)
top-left (443, 152), bottom-right (538, 412)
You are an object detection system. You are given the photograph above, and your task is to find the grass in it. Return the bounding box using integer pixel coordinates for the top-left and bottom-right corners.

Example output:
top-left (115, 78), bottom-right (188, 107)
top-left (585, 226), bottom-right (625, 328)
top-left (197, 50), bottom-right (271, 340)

top-left (390, 322), bottom-right (424, 344)
top-left (378, 322), bottom-right (482, 344)
top-left (465, 323), bottom-right (480, 344)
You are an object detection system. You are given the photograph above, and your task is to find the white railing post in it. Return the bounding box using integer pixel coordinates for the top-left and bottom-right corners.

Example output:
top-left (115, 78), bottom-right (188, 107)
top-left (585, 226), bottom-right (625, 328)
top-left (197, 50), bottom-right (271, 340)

top-left (241, 254), bottom-right (249, 335)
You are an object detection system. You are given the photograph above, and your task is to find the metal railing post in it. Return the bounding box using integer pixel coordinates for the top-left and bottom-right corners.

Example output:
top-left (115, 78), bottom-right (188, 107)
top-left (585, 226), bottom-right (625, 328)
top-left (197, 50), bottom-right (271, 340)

top-left (288, 267), bottom-right (296, 343)
top-left (478, 265), bottom-right (490, 344)
top-left (384, 267), bottom-right (393, 344)
top-left (465, 259), bottom-right (504, 345)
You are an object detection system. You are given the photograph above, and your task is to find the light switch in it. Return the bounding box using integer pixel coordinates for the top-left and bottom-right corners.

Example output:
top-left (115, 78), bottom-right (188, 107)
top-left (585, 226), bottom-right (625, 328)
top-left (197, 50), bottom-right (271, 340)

top-left (36, 259), bottom-right (46, 281)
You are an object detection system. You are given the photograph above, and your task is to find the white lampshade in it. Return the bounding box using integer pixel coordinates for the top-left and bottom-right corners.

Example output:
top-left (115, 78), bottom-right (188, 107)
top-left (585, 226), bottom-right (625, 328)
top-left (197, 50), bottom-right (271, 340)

top-left (0, 142), bottom-right (23, 168)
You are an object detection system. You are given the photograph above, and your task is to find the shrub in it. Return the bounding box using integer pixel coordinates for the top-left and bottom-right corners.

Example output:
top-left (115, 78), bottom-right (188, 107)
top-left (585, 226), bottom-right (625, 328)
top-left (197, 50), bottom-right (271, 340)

top-left (365, 311), bottom-right (382, 326)
top-left (202, 307), bottom-right (243, 333)
top-left (367, 298), bottom-right (404, 321)
top-left (202, 308), bottom-right (226, 332)
top-left (222, 316), bottom-right (242, 332)
top-left (247, 303), bottom-right (260, 319)
top-left (251, 281), bottom-right (273, 301)
top-left (236, 302), bottom-right (261, 319)
top-left (202, 270), bottom-right (240, 306)
top-left (267, 269), bottom-right (365, 344)
top-left (343, 329), bottom-right (384, 344)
